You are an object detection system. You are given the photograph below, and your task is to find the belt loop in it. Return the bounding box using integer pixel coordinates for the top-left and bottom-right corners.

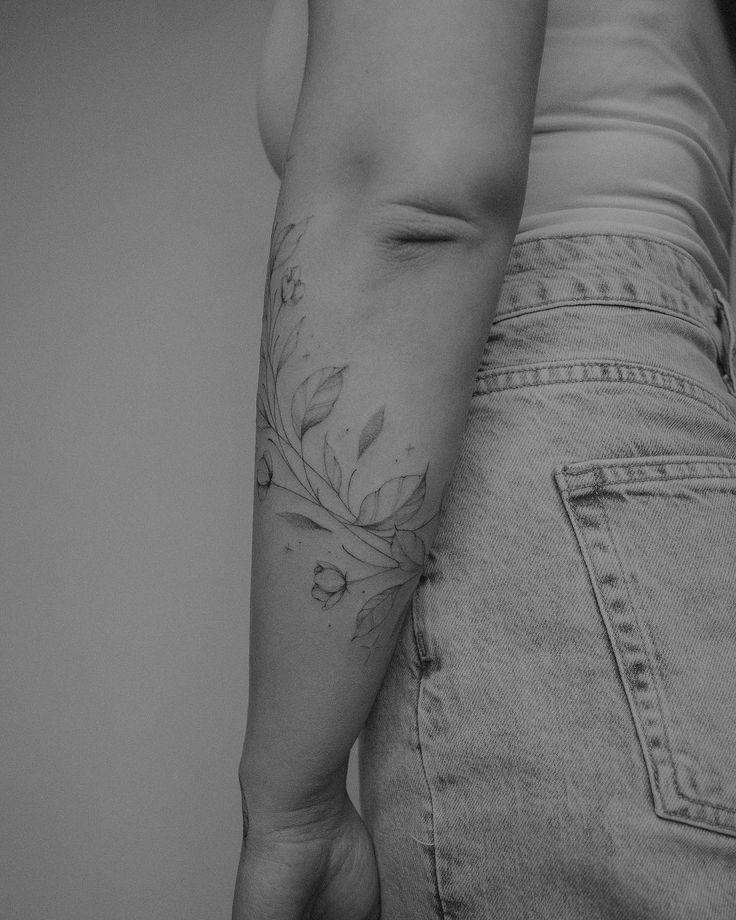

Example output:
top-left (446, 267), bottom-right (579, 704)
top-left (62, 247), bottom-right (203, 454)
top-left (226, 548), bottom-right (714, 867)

top-left (713, 288), bottom-right (736, 397)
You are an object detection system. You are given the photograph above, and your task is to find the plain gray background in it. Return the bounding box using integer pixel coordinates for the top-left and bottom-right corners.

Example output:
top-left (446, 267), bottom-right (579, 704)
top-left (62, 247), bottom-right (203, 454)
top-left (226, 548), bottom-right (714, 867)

top-left (0, 1), bottom-right (361, 917)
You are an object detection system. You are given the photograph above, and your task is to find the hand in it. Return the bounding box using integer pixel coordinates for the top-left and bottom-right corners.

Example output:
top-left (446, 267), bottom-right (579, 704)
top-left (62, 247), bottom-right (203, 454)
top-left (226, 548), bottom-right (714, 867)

top-left (232, 789), bottom-right (380, 920)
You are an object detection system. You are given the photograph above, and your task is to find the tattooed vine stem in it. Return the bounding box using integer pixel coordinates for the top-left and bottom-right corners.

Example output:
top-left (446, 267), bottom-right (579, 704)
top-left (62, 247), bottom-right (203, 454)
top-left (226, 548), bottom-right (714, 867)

top-left (256, 216), bottom-right (438, 658)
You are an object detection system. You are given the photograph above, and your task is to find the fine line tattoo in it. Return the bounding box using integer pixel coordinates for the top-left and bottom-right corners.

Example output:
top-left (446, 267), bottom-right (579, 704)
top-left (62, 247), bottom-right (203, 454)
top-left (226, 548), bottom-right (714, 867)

top-left (255, 217), bottom-right (441, 660)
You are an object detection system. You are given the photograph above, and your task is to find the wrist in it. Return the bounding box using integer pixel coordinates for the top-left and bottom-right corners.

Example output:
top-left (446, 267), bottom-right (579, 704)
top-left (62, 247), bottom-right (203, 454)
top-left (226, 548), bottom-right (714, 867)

top-left (238, 751), bottom-right (349, 830)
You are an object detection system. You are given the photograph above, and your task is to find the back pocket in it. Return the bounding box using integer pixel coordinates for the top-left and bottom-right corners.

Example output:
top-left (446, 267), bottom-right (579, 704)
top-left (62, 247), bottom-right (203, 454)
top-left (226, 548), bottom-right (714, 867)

top-left (554, 454), bottom-right (736, 838)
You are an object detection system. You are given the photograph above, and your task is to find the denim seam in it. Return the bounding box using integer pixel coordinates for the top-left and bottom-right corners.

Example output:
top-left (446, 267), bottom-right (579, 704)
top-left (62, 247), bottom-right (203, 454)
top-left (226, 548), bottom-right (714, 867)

top-left (497, 233), bottom-right (727, 352)
top-left (473, 359), bottom-right (736, 423)
top-left (565, 472), bottom-right (736, 497)
top-left (592, 486), bottom-right (686, 812)
top-left (491, 298), bottom-right (724, 377)
top-left (507, 231), bottom-right (719, 293)
top-left (714, 288), bottom-right (736, 395)
top-left (410, 594), bottom-right (431, 666)
top-left (554, 474), bottom-right (670, 806)
top-left (478, 357), bottom-right (723, 391)
top-left (410, 599), bottom-right (446, 920)
top-left (493, 299), bottom-right (717, 340)
top-left (560, 457), bottom-right (736, 496)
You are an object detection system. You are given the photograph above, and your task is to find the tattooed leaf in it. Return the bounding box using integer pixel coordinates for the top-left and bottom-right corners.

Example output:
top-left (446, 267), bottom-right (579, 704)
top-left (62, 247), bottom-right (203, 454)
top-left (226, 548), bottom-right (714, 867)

top-left (256, 391), bottom-right (270, 430)
top-left (256, 450), bottom-right (274, 500)
top-left (304, 461), bottom-right (349, 518)
top-left (269, 219), bottom-right (310, 276)
top-left (304, 463), bottom-right (324, 503)
top-left (276, 512), bottom-right (333, 533)
top-left (324, 436), bottom-right (343, 493)
top-left (277, 317), bottom-right (306, 374)
top-left (355, 469), bottom-right (427, 531)
top-left (269, 223), bottom-right (290, 265)
top-left (357, 406), bottom-right (385, 460)
top-left (291, 366), bottom-right (347, 440)
top-left (280, 266), bottom-right (305, 307)
top-left (352, 585), bottom-right (402, 640)
top-left (391, 529), bottom-right (426, 572)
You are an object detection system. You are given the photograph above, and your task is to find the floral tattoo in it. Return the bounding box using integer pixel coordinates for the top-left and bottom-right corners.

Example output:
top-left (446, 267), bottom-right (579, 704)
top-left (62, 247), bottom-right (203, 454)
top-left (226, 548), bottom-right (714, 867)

top-left (255, 217), bottom-right (439, 660)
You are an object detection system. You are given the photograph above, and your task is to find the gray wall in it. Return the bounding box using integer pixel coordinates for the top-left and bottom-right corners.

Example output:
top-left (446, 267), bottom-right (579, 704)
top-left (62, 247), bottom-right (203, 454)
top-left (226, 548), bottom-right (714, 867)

top-left (0, 2), bottom-right (359, 918)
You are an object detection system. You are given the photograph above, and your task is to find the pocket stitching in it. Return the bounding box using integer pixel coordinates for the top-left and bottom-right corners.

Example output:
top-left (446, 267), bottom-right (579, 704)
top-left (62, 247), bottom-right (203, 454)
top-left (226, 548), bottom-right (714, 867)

top-left (556, 462), bottom-right (736, 836)
top-left (561, 455), bottom-right (736, 496)
top-left (573, 482), bottom-right (681, 817)
top-left (474, 359), bottom-right (736, 423)
top-left (592, 486), bottom-right (736, 817)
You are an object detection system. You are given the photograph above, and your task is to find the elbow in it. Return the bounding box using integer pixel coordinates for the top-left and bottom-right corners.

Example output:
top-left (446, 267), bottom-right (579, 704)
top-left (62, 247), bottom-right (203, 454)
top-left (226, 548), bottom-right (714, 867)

top-left (381, 163), bottom-right (529, 242)
top-left (327, 127), bottom-right (532, 239)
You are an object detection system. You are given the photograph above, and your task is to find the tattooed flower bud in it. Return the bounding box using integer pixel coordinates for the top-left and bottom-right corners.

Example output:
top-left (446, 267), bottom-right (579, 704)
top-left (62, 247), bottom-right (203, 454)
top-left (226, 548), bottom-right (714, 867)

top-left (256, 450), bottom-right (273, 500)
top-left (281, 266), bottom-right (305, 306)
top-left (312, 561), bottom-right (348, 609)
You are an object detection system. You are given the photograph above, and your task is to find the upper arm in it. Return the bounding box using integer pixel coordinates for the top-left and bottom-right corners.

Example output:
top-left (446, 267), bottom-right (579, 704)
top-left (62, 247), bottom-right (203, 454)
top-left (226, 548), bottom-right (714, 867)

top-left (257, 0), bottom-right (308, 178)
top-left (286, 0), bottom-right (548, 218)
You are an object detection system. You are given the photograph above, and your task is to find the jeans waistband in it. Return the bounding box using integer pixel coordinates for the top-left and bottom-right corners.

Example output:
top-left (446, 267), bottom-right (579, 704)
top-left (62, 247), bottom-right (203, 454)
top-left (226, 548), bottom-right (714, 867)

top-left (494, 234), bottom-right (736, 396)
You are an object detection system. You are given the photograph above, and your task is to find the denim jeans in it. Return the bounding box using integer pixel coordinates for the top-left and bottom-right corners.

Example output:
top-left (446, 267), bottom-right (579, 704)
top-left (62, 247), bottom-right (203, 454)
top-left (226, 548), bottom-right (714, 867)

top-left (358, 234), bottom-right (736, 920)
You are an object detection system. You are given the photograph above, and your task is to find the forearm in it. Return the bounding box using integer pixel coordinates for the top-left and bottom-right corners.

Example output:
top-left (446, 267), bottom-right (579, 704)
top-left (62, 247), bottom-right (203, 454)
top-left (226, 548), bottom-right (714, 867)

top-left (239, 180), bottom-right (524, 819)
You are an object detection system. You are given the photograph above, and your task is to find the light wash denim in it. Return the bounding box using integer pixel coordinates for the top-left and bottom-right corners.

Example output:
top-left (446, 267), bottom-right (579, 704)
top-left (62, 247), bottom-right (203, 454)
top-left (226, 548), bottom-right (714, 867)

top-left (359, 234), bottom-right (736, 920)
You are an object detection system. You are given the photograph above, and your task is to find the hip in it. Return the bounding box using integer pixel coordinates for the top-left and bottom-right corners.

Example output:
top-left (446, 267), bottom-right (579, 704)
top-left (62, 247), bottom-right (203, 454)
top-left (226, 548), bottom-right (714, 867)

top-left (359, 232), bottom-right (736, 919)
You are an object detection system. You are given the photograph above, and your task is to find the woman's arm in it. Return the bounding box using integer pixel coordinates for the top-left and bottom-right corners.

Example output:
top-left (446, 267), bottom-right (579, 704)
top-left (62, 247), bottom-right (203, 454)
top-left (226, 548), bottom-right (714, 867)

top-left (241, 0), bottom-right (548, 823)
top-left (256, 0), bottom-right (307, 178)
